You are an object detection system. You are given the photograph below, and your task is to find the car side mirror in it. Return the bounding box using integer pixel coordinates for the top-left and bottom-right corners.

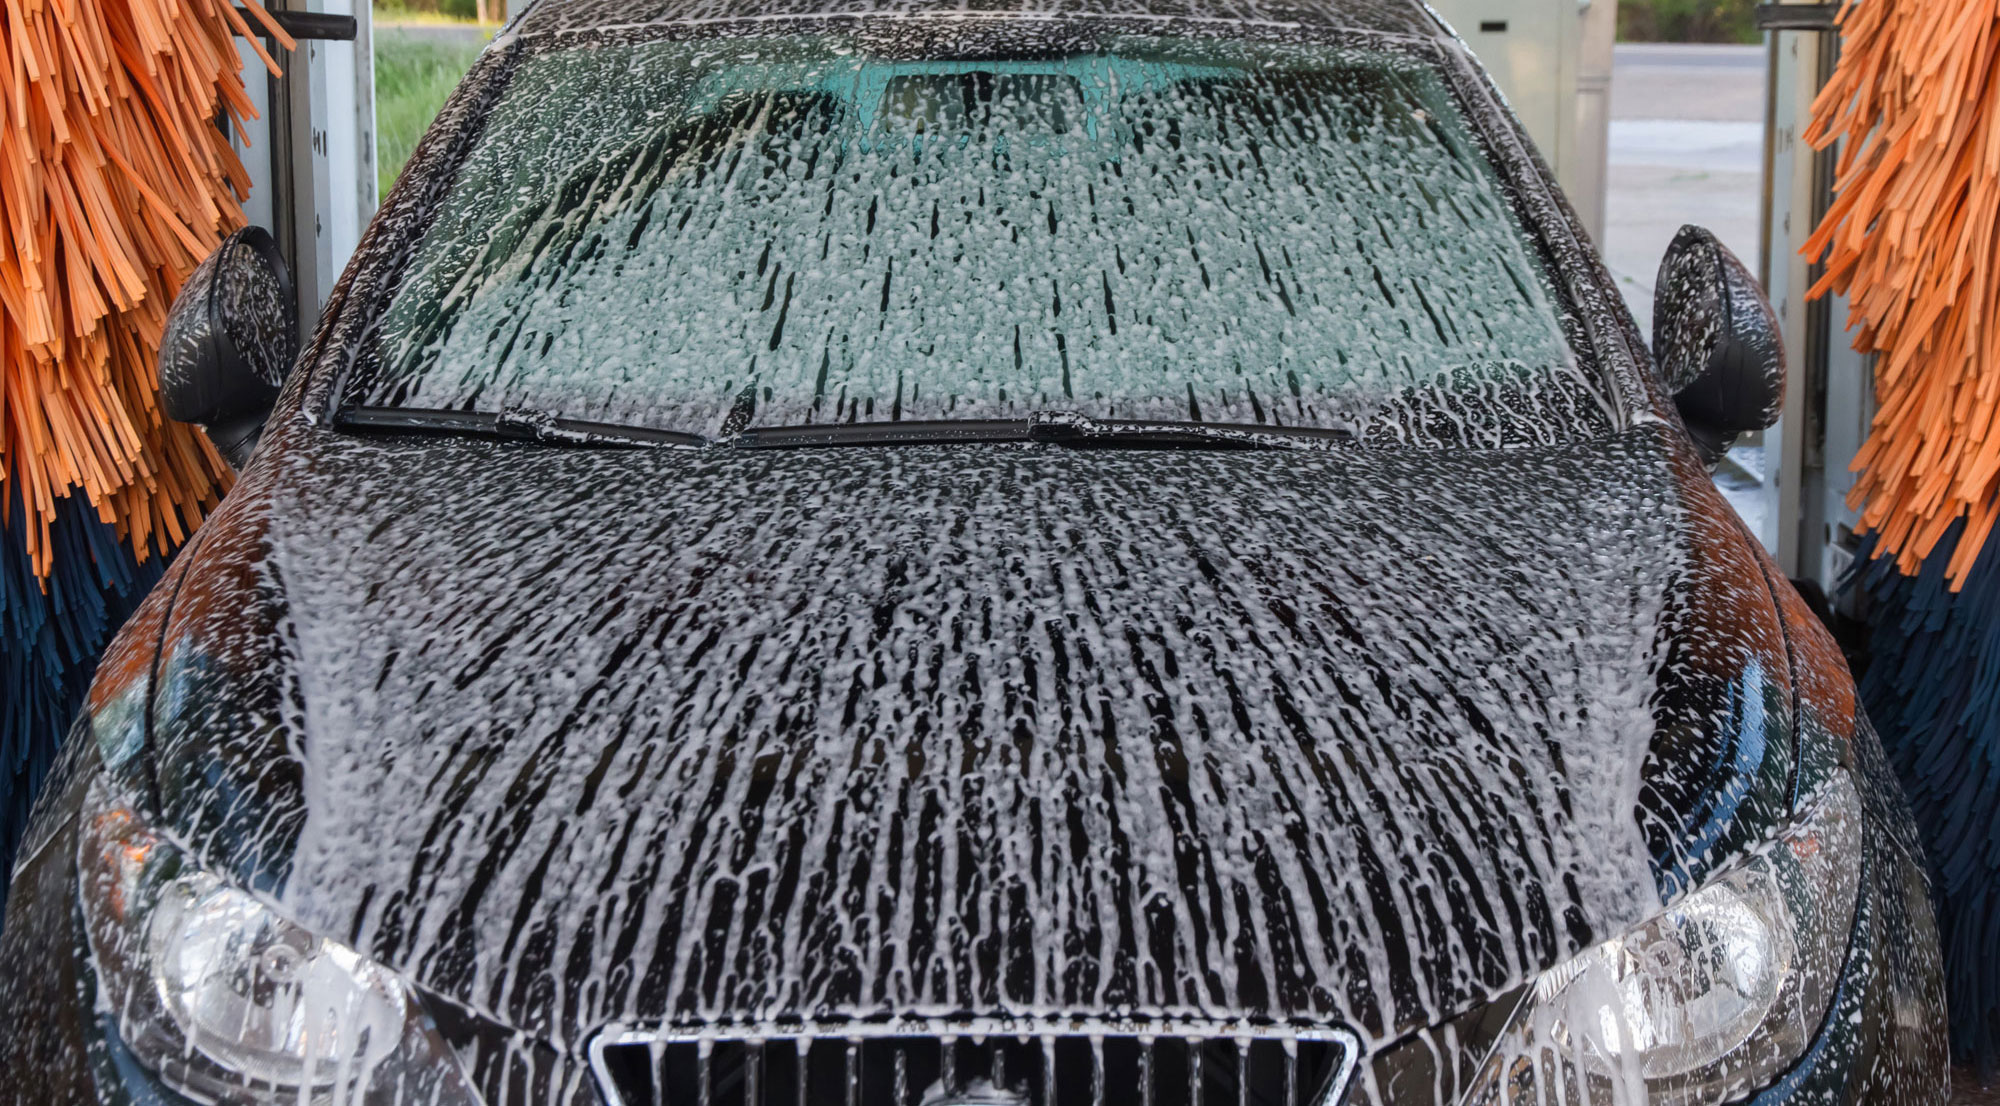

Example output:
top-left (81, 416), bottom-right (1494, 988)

top-left (1652, 226), bottom-right (1785, 465)
top-left (158, 227), bottom-right (300, 468)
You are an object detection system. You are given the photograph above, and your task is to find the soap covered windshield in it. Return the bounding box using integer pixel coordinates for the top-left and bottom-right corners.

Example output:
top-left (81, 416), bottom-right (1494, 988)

top-left (354, 32), bottom-right (1592, 438)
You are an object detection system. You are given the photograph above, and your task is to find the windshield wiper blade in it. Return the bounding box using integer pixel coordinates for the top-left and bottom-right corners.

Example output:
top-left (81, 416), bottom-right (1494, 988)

top-left (337, 406), bottom-right (706, 449)
top-left (1024, 412), bottom-right (1354, 449)
top-left (337, 407), bottom-right (1351, 452)
top-left (733, 412), bottom-right (1354, 451)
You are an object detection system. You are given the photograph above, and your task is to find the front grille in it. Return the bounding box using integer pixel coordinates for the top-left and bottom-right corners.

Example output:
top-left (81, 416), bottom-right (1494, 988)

top-left (588, 1021), bottom-right (1358, 1106)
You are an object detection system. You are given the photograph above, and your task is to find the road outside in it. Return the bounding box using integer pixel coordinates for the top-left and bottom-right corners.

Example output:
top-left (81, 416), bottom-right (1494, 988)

top-left (1603, 43), bottom-right (1766, 335)
top-left (1602, 43), bottom-right (1770, 540)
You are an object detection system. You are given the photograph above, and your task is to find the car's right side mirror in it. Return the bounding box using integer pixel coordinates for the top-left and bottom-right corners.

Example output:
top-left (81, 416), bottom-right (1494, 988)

top-left (1652, 225), bottom-right (1786, 465)
top-left (158, 226), bottom-right (301, 469)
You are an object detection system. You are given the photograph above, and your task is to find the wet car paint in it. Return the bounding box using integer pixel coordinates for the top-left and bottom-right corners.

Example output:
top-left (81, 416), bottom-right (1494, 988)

top-left (0, 433), bottom-right (1950, 1103)
top-left (146, 430), bottom-right (1764, 1037)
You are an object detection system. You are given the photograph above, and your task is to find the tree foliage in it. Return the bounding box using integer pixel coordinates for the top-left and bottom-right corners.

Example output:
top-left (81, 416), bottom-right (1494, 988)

top-left (1618, 0), bottom-right (1762, 44)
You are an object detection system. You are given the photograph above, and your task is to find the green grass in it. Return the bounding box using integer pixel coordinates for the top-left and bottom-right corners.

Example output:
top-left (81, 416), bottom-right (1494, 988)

top-left (373, 0), bottom-right (485, 23)
top-left (375, 8), bottom-right (485, 25)
top-left (374, 32), bottom-right (486, 197)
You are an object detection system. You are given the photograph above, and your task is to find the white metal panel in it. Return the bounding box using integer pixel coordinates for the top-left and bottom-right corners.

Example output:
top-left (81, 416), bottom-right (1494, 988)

top-left (312, 0), bottom-right (376, 271)
top-left (1759, 30), bottom-right (1805, 565)
top-left (291, 0), bottom-right (377, 321)
top-left (230, 40), bottom-right (276, 236)
top-left (1572, 0), bottom-right (1615, 243)
top-left (226, 6), bottom-right (377, 329)
top-left (1763, 22), bottom-right (1861, 583)
top-left (1427, 0), bottom-right (1610, 243)
top-left (1427, 0), bottom-right (1577, 178)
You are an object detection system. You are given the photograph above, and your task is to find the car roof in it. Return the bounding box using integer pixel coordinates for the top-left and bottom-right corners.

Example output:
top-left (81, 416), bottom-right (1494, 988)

top-left (511, 0), bottom-right (1454, 40)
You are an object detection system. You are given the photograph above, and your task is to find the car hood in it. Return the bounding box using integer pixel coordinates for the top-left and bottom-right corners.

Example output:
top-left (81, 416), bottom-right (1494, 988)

top-left (130, 423), bottom-right (1798, 1049)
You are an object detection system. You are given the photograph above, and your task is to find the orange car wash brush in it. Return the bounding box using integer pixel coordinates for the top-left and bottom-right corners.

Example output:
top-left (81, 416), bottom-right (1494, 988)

top-left (0, 0), bottom-right (290, 909)
top-left (1805, 0), bottom-right (2000, 1071)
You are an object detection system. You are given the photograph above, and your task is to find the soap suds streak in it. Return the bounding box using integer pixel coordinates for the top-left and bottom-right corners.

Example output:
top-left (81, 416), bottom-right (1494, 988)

top-left (148, 430), bottom-right (1705, 1062)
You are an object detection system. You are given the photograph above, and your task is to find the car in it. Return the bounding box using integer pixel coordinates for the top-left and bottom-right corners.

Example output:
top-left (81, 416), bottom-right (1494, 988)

top-left (0, 0), bottom-right (1951, 1103)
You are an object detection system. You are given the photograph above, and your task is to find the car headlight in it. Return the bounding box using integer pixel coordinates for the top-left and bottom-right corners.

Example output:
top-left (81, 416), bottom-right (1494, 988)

top-left (76, 780), bottom-right (480, 1105)
top-left (1463, 771), bottom-right (1863, 1106)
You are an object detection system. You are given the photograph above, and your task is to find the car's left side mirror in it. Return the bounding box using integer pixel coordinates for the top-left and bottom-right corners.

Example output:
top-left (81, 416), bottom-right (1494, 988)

top-left (1652, 226), bottom-right (1785, 466)
top-left (158, 226), bottom-right (301, 468)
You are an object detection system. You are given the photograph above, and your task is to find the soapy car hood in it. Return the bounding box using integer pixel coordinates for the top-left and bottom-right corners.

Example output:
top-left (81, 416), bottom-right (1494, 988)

top-left (128, 423), bottom-right (1801, 1050)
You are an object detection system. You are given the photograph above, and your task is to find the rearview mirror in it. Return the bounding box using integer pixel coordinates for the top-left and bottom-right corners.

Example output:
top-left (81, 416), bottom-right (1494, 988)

top-left (1652, 226), bottom-right (1785, 465)
top-left (158, 227), bottom-right (300, 468)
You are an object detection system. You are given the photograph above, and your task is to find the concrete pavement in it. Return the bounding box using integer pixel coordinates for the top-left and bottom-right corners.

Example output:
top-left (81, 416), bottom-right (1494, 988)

top-left (1602, 43), bottom-right (1767, 337)
top-left (1610, 42), bottom-right (1768, 122)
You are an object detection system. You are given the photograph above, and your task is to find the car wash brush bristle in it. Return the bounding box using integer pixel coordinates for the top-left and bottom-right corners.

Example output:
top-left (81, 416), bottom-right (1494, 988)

top-left (1806, 0), bottom-right (2000, 1072)
top-left (1804, 0), bottom-right (2000, 589)
top-left (0, 0), bottom-right (293, 578)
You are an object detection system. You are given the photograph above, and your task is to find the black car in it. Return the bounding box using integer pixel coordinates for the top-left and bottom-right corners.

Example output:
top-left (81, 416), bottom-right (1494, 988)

top-left (0, 0), bottom-right (1949, 1103)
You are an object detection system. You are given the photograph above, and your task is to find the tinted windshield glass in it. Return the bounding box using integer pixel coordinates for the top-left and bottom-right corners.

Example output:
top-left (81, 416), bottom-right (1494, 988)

top-left (351, 33), bottom-right (1597, 438)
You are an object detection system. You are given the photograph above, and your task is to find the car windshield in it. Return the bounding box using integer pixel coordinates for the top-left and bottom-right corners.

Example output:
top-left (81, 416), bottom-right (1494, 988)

top-left (346, 30), bottom-right (1604, 442)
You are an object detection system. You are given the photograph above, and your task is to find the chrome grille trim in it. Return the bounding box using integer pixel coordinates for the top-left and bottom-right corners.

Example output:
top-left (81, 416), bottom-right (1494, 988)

top-left (587, 1018), bottom-right (1362, 1106)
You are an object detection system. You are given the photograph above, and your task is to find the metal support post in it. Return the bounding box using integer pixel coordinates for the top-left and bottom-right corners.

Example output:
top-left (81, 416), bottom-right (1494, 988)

top-left (1758, 1), bottom-right (1870, 589)
top-left (233, 2), bottom-right (377, 336)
